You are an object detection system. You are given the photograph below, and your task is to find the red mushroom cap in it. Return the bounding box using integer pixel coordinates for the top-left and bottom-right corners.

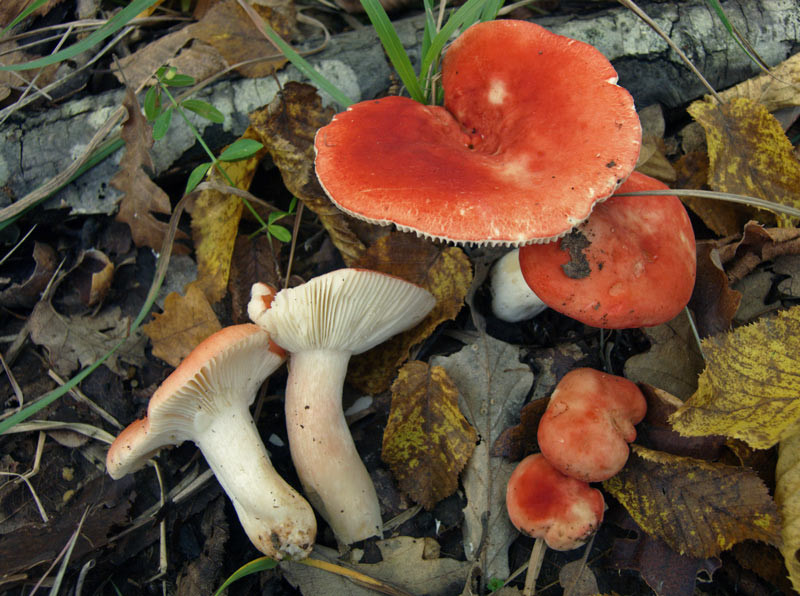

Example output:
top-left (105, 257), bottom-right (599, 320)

top-left (314, 20), bottom-right (641, 246)
top-left (518, 171), bottom-right (696, 328)
top-left (506, 453), bottom-right (605, 551)
top-left (537, 368), bottom-right (647, 483)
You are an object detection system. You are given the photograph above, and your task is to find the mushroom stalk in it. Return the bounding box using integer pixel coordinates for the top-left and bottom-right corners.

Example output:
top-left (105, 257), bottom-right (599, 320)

top-left (284, 349), bottom-right (382, 544)
top-left (196, 400), bottom-right (317, 559)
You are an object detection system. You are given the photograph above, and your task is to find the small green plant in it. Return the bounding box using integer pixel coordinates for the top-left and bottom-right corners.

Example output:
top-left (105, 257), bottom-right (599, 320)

top-left (486, 576), bottom-right (505, 592)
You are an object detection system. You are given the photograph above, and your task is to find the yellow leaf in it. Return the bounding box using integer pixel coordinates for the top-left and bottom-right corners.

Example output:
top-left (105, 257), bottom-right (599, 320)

top-left (190, 127), bottom-right (266, 304)
top-left (141, 285), bottom-right (221, 367)
top-left (776, 429), bottom-right (800, 592)
top-left (348, 232), bottom-right (472, 394)
top-left (382, 361), bottom-right (477, 510)
top-left (669, 305), bottom-right (800, 449)
top-left (688, 97), bottom-right (800, 227)
top-left (250, 82), bottom-right (366, 265)
top-left (604, 445), bottom-right (781, 558)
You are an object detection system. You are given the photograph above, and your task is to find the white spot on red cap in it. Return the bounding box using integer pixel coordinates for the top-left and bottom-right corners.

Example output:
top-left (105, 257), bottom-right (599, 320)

top-left (488, 79), bottom-right (508, 105)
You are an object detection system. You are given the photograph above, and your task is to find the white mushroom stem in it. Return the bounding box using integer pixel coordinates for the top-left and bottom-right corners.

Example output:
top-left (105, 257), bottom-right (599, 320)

top-left (490, 249), bottom-right (547, 322)
top-left (284, 349), bottom-right (382, 544)
top-left (196, 400), bottom-right (317, 559)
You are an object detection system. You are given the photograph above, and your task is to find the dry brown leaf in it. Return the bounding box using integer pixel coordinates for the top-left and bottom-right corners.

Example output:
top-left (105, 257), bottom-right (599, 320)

top-left (113, 27), bottom-right (195, 91)
top-left (28, 302), bottom-right (146, 377)
top-left (348, 233), bottom-right (472, 394)
top-left (382, 361), bottom-right (477, 509)
top-left (688, 97), bottom-right (800, 227)
top-left (623, 310), bottom-right (705, 401)
top-left (670, 305), bottom-right (800, 450)
top-left (604, 445), bottom-right (781, 558)
top-left (716, 52), bottom-right (800, 113)
top-left (228, 234), bottom-right (280, 324)
top-left (0, 241), bottom-right (56, 309)
top-left (490, 398), bottom-right (547, 461)
top-left (250, 82), bottom-right (366, 265)
top-left (141, 285), bottom-right (222, 367)
top-left (0, 0), bottom-right (64, 27)
top-left (688, 242), bottom-right (742, 338)
top-left (188, 127), bottom-right (267, 304)
top-left (112, 88), bottom-right (189, 253)
top-left (0, 40), bottom-right (58, 103)
top-left (191, 0), bottom-right (292, 78)
top-left (717, 221), bottom-right (800, 284)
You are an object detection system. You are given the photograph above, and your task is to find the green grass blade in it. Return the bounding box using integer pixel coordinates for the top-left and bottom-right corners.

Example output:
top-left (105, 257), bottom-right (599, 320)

top-left (2, 0), bottom-right (49, 36)
top-left (213, 557), bottom-right (278, 595)
top-left (480, 0), bottom-right (504, 22)
top-left (420, 0), bottom-right (438, 64)
top-left (418, 0), bottom-right (486, 89)
top-left (360, 0), bottom-right (426, 103)
top-left (259, 24), bottom-right (354, 109)
top-left (704, 0), bottom-right (770, 70)
top-left (0, 0), bottom-right (160, 71)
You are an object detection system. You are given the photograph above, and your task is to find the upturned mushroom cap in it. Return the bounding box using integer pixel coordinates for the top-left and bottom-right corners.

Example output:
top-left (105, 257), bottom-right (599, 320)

top-left (105, 325), bottom-right (317, 561)
top-left (106, 324), bottom-right (286, 477)
top-left (314, 20), bottom-right (641, 246)
top-left (506, 453), bottom-right (605, 551)
top-left (518, 171), bottom-right (697, 328)
top-left (537, 368), bottom-right (647, 482)
top-left (251, 269), bottom-right (435, 354)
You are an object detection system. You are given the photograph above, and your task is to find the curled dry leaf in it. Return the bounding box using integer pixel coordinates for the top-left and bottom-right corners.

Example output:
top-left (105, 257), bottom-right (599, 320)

top-left (715, 52), bottom-right (800, 114)
top-left (669, 305), bottom-right (800, 449)
top-left (717, 221), bottom-right (800, 284)
top-left (604, 445), bottom-right (781, 558)
top-left (0, 241), bottom-right (56, 309)
top-left (250, 82), bottom-right (366, 264)
top-left (774, 429), bottom-right (800, 592)
top-left (348, 232), bottom-right (473, 394)
top-left (382, 361), bottom-right (477, 510)
top-left (688, 242), bottom-right (742, 338)
top-left (228, 234), bottom-right (280, 324)
top-left (688, 97), bottom-right (800, 228)
top-left (141, 285), bottom-right (222, 367)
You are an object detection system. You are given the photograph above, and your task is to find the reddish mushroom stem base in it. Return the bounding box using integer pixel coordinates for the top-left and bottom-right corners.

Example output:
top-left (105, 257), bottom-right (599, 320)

top-left (285, 349), bottom-right (383, 544)
top-left (195, 400), bottom-right (317, 559)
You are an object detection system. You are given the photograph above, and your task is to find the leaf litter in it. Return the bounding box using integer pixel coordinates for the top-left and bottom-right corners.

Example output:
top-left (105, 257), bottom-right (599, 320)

top-left (3, 3), bottom-right (800, 595)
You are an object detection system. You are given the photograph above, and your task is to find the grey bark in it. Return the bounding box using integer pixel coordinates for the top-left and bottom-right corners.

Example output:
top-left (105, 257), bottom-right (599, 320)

top-left (0, 0), bottom-right (797, 216)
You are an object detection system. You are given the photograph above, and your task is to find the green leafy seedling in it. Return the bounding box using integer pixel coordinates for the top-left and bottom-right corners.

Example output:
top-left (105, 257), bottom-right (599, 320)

top-left (213, 557), bottom-right (278, 595)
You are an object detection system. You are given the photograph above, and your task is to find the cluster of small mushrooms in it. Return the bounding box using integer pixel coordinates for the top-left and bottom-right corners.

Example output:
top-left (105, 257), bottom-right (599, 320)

top-left (105, 16), bottom-right (699, 571)
top-left (505, 370), bottom-right (647, 576)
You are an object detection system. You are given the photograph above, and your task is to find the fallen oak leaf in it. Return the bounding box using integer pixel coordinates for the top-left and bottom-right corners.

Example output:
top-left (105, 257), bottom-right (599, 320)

top-left (382, 361), bottom-right (477, 510)
top-left (28, 302), bottom-right (146, 377)
top-left (141, 285), bottom-right (222, 367)
top-left (669, 305), bottom-right (800, 449)
top-left (604, 445), bottom-right (781, 558)
top-left (112, 87), bottom-right (189, 253)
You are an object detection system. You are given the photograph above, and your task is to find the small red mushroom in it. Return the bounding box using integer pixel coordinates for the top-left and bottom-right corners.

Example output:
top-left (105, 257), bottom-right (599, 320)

top-left (506, 453), bottom-right (605, 552)
top-left (517, 171), bottom-right (696, 328)
top-left (314, 20), bottom-right (640, 246)
top-left (537, 368), bottom-right (647, 482)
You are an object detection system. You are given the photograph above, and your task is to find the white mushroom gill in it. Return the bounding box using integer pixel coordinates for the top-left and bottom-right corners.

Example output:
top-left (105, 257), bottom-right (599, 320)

top-left (249, 270), bottom-right (435, 544)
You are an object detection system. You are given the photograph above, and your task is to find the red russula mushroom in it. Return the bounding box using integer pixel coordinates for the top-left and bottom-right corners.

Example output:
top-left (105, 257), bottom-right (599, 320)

top-left (314, 20), bottom-right (641, 246)
top-left (248, 269), bottom-right (435, 544)
top-left (106, 324), bottom-right (317, 560)
top-left (518, 171), bottom-right (696, 328)
top-left (537, 368), bottom-right (647, 482)
top-left (506, 453), bottom-right (605, 551)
